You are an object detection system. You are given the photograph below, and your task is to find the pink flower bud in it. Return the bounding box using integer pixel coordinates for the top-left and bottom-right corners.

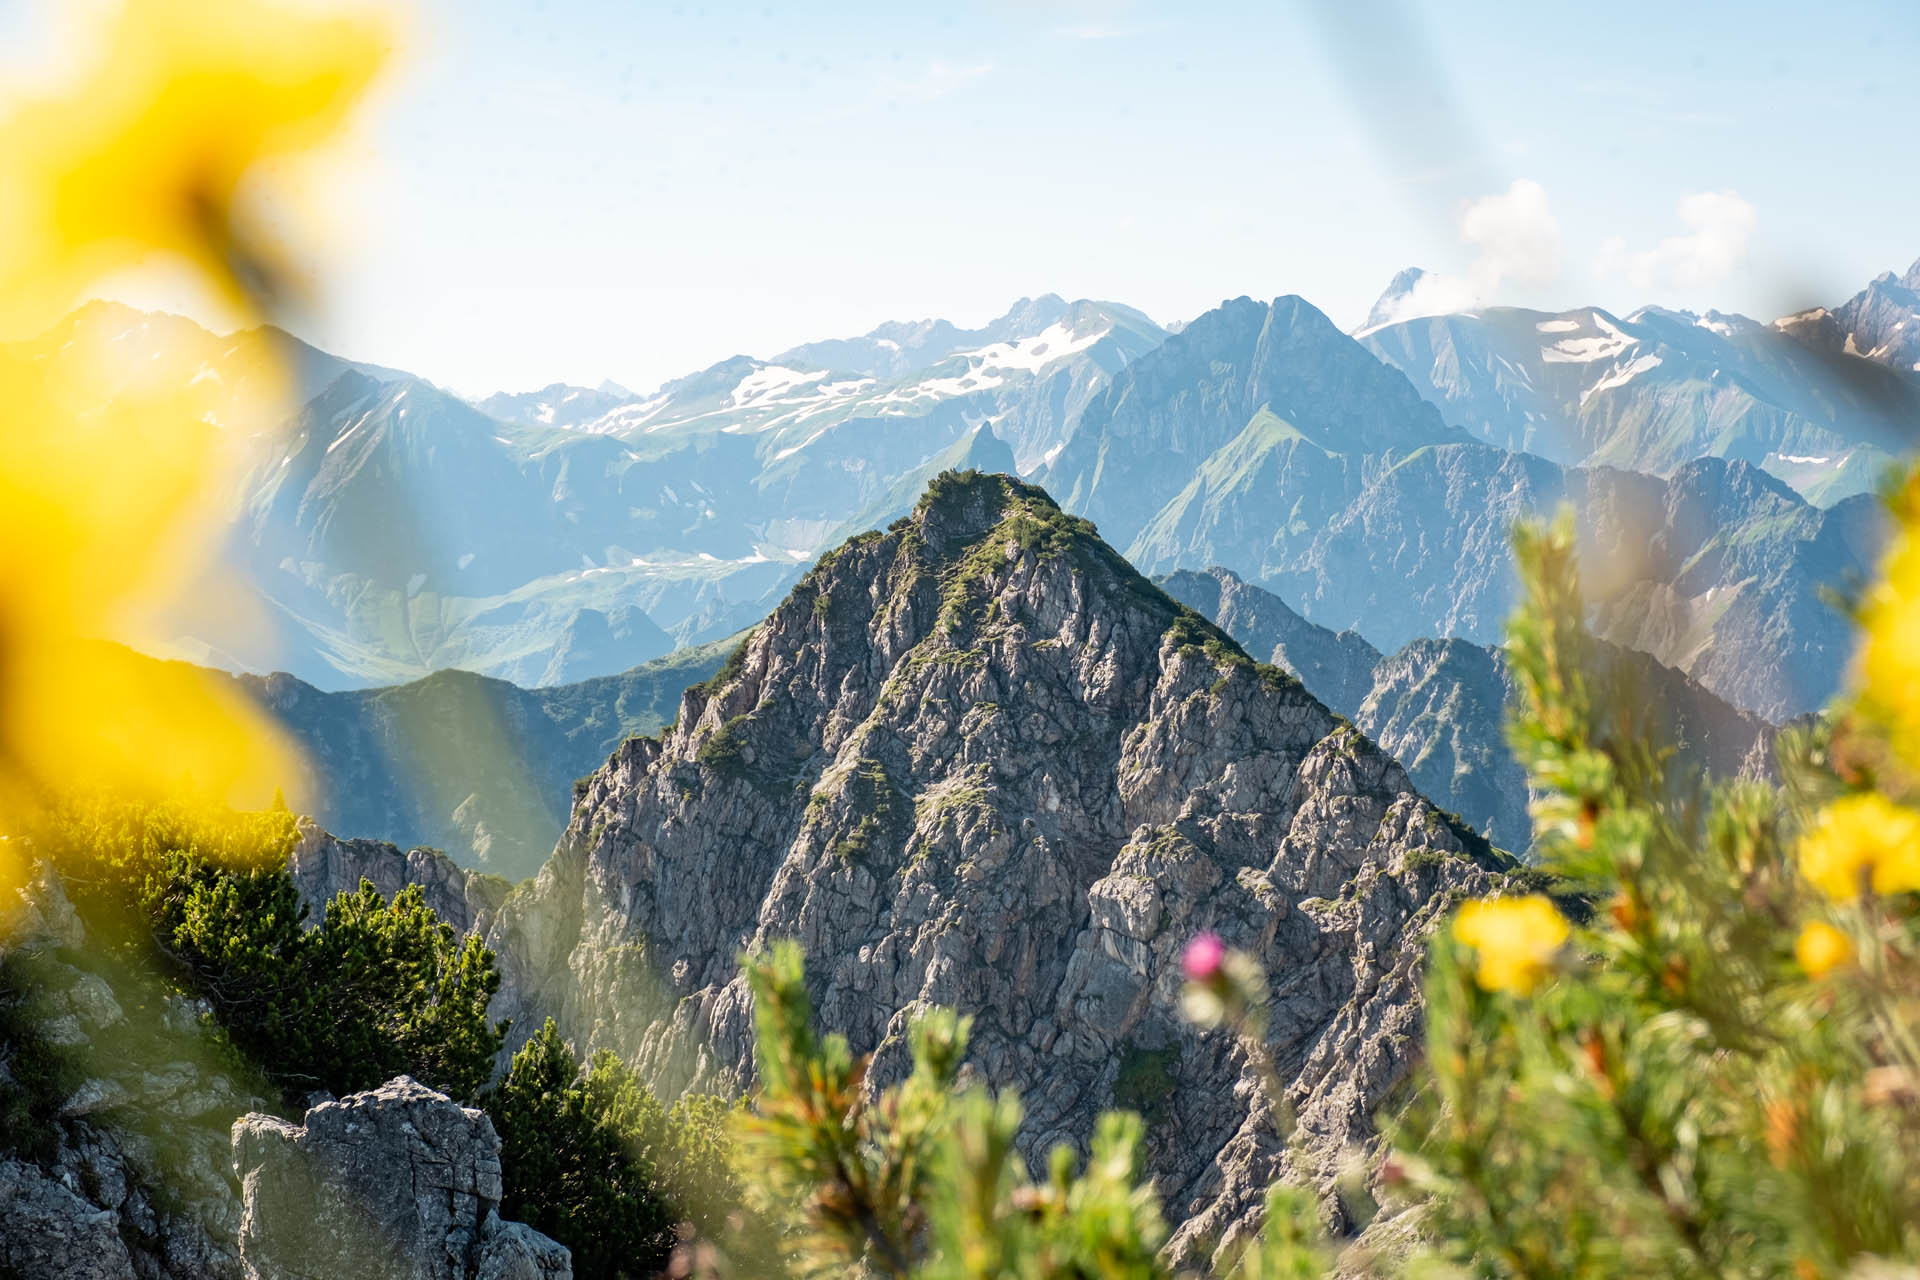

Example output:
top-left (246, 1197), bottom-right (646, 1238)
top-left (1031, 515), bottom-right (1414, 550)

top-left (1183, 931), bottom-right (1226, 983)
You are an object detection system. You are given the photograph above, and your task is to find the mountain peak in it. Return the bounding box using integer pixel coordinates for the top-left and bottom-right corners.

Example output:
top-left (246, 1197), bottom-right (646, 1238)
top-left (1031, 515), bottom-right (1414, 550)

top-left (477, 466), bottom-right (1502, 1249)
top-left (1362, 267), bottom-right (1431, 331)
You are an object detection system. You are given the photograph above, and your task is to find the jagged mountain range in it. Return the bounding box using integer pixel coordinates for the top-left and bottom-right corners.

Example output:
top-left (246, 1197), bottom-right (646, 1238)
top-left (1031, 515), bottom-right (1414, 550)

top-left (0, 468), bottom-right (1804, 1269)
top-left (1359, 274), bottom-right (1920, 506)
top-left (152, 293), bottom-right (1164, 688)
top-left (11, 256), bottom-right (1913, 1273)
top-left (1159, 567), bottom-right (1777, 850)
top-left (1041, 292), bottom-right (1884, 720)
top-left (217, 549), bottom-right (1774, 875)
top-left (48, 260), bottom-right (1911, 719)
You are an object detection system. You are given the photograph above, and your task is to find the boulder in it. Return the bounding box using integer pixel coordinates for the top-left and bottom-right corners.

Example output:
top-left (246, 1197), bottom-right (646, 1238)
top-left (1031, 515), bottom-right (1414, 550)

top-left (231, 1076), bottom-right (568, 1280)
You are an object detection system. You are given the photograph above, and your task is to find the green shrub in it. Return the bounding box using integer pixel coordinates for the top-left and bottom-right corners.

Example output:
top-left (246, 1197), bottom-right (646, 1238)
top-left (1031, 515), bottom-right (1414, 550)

top-left (32, 794), bottom-right (505, 1103)
top-left (486, 1019), bottom-right (691, 1279)
top-left (1112, 1044), bottom-right (1179, 1128)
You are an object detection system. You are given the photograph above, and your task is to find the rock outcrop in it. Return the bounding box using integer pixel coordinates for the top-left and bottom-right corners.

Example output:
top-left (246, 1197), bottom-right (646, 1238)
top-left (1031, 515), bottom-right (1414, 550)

top-left (478, 471), bottom-right (1513, 1255)
top-left (231, 1076), bottom-right (570, 1280)
top-left (0, 1156), bottom-right (139, 1280)
top-left (0, 858), bottom-right (264, 1278)
top-left (288, 819), bottom-right (509, 937)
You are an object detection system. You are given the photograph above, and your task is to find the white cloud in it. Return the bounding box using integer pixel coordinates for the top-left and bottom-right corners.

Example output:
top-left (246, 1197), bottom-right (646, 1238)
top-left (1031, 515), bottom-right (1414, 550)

top-left (1596, 190), bottom-right (1757, 290)
top-left (1460, 178), bottom-right (1562, 289)
top-left (1374, 179), bottom-right (1562, 325)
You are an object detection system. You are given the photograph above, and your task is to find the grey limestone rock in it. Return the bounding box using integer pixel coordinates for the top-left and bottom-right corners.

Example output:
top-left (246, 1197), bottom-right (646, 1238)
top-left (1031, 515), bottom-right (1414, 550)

top-left (231, 1075), bottom-right (569, 1280)
top-left (473, 472), bottom-right (1511, 1254)
top-left (287, 819), bottom-right (508, 937)
top-left (0, 1155), bottom-right (139, 1280)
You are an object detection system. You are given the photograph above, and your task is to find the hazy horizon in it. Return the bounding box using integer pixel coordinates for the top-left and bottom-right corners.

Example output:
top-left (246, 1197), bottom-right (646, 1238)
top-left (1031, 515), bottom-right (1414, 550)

top-left (6, 0), bottom-right (1915, 398)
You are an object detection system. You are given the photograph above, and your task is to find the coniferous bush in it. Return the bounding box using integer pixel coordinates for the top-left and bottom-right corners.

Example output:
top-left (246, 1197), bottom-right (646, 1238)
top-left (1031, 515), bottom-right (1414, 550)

top-left (29, 793), bottom-right (505, 1101)
top-left (488, 1017), bottom-right (746, 1278)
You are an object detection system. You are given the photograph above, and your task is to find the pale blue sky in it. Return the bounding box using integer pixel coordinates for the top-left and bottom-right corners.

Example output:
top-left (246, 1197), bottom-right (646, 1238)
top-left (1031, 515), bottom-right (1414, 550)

top-left (11, 0), bottom-right (1920, 395)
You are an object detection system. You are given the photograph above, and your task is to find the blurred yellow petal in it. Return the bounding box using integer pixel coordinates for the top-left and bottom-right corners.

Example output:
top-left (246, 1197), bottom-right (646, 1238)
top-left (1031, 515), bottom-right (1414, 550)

top-left (1794, 921), bottom-right (1853, 979)
top-left (1797, 793), bottom-right (1920, 901)
top-left (1453, 895), bottom-right (1569, 995)
top-left (0, 0), bottom-right (391, 335)
top-left (0, 0), bottom-right (390, 848)
top-left (1855, 468), bottom-right (1920, 772)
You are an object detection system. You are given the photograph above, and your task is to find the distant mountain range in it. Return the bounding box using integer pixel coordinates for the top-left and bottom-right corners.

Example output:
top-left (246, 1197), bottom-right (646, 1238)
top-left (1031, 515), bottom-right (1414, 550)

top-left (48, 260), bottom-right (1915, 719)
top-left (116, 293), bottom-right (1161, 689)
top-left (1774, 257), bottom-right (1920, 389)
top-left (1043, 292), bottom-right (1885, 720)
top-left (1358, 267), bottom-right (1920, 506)
top-left (1159, 566), bottom-right (1776, 850)
top-left (90, 637), bottom-right (733, 878)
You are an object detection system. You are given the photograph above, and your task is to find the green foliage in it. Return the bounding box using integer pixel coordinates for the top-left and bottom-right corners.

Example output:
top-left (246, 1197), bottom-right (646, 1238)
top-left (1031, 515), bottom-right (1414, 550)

top-left (734, 940), bottom-right (1177, 1279)
top-left (697, 714), bottom-right (752, 777)
top-left (689, 630), bottom-right (754, 700)
top-left (31, 794), bottom-right (505, 1103)
top-left (1391, 510), bottom-right (1920, 1278)
top-left (1112, 1045), bottom-right (1179, 1128)
top-left (485, 1020), bottom-right (679, 1279)
top-left (0, 959), bottom-right (83, 1163)
top-left (301, 882), bottom-right (504, 1099)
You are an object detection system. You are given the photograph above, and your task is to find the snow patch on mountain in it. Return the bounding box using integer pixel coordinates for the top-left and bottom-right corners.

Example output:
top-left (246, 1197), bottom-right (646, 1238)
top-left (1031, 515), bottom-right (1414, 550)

top-left (729, 365), bottom-right (829, 406)
top-left (1542, 314), bottom-right (1636, 363)
top-left (1581, 353), bottom-right (1663, 405)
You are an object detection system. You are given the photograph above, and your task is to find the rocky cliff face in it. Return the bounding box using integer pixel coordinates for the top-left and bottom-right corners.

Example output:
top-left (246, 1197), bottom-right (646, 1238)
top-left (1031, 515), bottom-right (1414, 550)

top-left (1156, 568), bottom-right (1382, 718)
top-left (0, 861), bottom-right (270, 1278)
top-left (288, 820), bottom-right (510, 938)
top-left (1162, 566), bottom-right (1779, 853)
top-left (477, 471), bottom-right (1511, 1251)
top-left (232, 1077), bottom-right (570, 1280)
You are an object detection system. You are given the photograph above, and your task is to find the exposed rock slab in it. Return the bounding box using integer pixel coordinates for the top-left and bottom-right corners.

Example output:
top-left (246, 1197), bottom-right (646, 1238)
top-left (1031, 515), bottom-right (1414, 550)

top-left (288, 820), bottom-right (508, 937)
top-left (231, 1076), bottom-right (569, 1280)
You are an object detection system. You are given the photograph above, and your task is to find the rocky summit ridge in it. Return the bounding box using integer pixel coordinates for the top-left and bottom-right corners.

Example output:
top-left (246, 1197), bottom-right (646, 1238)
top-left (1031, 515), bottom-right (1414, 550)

top-left (470, 470), bottom-right (1515, 1253)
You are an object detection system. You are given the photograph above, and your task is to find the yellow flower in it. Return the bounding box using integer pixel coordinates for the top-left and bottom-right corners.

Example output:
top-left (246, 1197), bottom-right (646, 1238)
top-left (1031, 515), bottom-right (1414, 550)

top-left (1796, 793), bottom-right (1920, 900)
top-left (1453, 895), bottom-right (1569, 995)
top-left (0, 0), bottom-right (391, 336)
top-left (1795, 921), bottom-right (1854, 979)
top-left (1857, 469), bottom-right (1920, 771)
top-left (0, 0), bottom-right (388, 843)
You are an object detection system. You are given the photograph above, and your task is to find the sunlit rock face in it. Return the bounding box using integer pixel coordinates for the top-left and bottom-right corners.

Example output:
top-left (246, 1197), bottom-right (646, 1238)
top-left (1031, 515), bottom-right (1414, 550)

top-left (232, 1076), bottom-right (570, 1280)
top-left (479, 470), bottom-right (1509, 1253)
